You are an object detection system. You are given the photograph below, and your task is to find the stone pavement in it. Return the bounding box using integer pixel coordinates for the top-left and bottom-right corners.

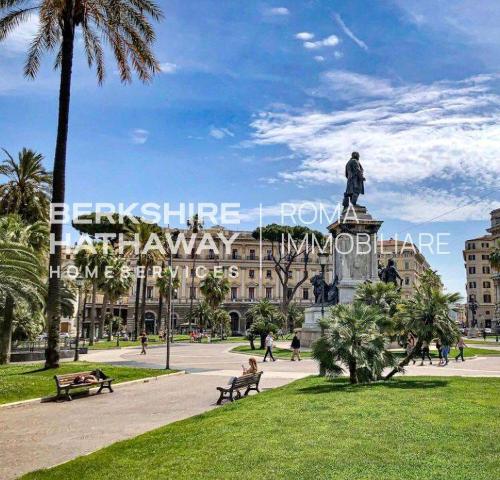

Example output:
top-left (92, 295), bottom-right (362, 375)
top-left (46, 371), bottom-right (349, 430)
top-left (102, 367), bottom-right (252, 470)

top-left (1, 341), bottom-right (499, 479)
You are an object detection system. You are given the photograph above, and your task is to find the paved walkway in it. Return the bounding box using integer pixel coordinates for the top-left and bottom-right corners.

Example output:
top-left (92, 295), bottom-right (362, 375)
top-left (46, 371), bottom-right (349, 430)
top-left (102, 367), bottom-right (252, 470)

top-left (1, 342), bottom-right (499, 479)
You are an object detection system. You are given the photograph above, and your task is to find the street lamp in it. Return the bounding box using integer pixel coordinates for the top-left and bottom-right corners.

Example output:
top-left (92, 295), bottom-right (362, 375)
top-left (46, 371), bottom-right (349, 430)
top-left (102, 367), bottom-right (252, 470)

top-left (74, 275), bottom-right (84, 362)
top-left (468, 297), bottom-right (479, 331)
top-left (166, 229), bottom-right (180, 370)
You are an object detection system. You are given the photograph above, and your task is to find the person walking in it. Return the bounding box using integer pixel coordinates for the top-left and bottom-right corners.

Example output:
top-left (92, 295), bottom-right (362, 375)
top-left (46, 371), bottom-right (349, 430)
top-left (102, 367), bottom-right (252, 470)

top-left (455, 337), bottom-right (467, 362)
top-left (420, 340), bottom-right (432, 365)
top-left (441, 342), bottom-right (450, 365)
top-left (435, 339), bottom-right (443, 362)
top-left (263, 332), bottom-right (276, 362)
top-left (291, 332), bottom-right (301, 361)
top-left (140, 331), bottom-right (148, 355)
top-left (406, 339), bottom-right (416, 365)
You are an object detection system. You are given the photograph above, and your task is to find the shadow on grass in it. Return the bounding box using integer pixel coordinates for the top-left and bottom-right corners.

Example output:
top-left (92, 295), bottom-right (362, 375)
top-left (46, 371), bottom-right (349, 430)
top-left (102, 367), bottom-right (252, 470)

top-left (297, 378), bottom-right (449, 395)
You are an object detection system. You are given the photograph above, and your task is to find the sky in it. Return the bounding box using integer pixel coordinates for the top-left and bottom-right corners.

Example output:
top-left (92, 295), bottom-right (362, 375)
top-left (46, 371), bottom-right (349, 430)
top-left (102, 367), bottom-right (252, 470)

top-left (1, 0), bottom-right (500, 297)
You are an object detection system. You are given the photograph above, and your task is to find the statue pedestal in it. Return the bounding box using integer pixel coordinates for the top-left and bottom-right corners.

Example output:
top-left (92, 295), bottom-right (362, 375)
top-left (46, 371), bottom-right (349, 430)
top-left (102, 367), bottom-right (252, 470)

top-left (329, 205), bottom-right (382, 304)
top-left (300, 305), bottom-right (333, 348)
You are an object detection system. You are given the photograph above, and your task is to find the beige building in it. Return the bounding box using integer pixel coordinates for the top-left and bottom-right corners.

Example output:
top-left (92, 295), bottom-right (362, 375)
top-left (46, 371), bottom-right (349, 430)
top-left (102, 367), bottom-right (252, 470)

top-left (463, 208), bottom-right (500, 330)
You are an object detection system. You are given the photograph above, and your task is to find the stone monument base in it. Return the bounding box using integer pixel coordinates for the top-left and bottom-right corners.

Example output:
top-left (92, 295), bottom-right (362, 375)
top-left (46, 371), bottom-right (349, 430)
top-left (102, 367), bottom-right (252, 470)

top-left (300, 304), bottom-right (332, 348)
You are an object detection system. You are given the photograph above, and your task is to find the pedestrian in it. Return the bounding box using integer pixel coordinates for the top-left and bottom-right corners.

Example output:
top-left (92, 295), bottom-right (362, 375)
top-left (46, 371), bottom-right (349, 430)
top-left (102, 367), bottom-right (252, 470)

top-left (242, 357), bottom-right (258, 374)
top-left (441, 343), bottom-right (450, 365)
top-left (420, 340), bottom-right (432, 365)
top-left (455, 337), bottom-right (467, 362)
top-left (406, 340), bottom-right (416, 365)
top-left (140, 331), bottom-right (148, 355)
top-left (291, 332), bottom-right (301, 361)
top-left (435, 339), bottom-right (442, 362)
top-left (263, 332), bottom-right (276, 362)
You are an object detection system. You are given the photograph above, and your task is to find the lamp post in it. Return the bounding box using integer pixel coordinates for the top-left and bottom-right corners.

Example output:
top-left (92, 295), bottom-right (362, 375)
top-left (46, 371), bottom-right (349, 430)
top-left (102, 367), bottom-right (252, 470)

top-left (166, 229), bottom-right (180, 370)
top-left (116, 299), bottom-right (123, 347)
top-left (468, 298), bottom-right (479, 336)
top-left (74, 275), bottom-right (84, 362)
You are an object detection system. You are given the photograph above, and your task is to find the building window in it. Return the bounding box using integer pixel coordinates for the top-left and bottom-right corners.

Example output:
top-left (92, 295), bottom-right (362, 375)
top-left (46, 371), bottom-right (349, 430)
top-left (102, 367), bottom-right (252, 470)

top-left (469, 281), bottom-right (476, 288)
top-left (249, 287), bottom-right (255, 300)
top-left (404, 277), bottom-right (410, 285)
top-left (468, 267), bottom-right (476, 274)
top-left (469, 294), bottom-right (475, 302)
top-left (208, 249), bottom-right (215, 260)
top-left (484, 294), bottom-right (492, 303)
top-left (404, 261), bottom-right (410, 270)
top-left (482, 254), bottom-right (489, 260)
top-left (146, 286), bottom-right (154, 299)
top-left (483, 266), bottom-right (490, 274)
top-left (287, 271), bottom-right (293, 279)
top-left (266, 287), bottom-right (272, 299)
top-left (173, 290), bottom-right (178, 300)
top-left (266, 269), bottom-right (272, 279)
top-left (483, 281), bottom-right (491, 288)
top-left (468, 243), bottom-right (476, 250)
top-left (232, 249), bottom-right (239, 260)
top-left (190, 268), bottom-right (196, 277)
top-left (231, 287), bottom-right (238, 300)
top-left (287, 288), bottom-right (293, 299)
top-left (189, 287), bottom-right (196, 299)
top-left (249, 269), bottom-right (255, 279)
top-left (303, 288), bottom-right (309, 300)
top-left (468, 254), bottom-right (475, 260)
top-left (266, 249), bottom-right (273, 260)
top-left (249, 249), bottom-right (256, 260)
top-left (481, 242), bottom-right (489, 248)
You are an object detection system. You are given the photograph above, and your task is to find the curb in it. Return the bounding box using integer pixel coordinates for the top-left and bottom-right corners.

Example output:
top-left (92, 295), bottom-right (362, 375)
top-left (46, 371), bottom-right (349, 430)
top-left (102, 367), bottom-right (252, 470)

top-left (0, 370), bottom-right (186, 409)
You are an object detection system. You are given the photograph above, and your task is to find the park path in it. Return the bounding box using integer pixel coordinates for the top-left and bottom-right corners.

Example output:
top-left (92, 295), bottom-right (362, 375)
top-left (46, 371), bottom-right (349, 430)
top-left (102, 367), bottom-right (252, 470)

top-left (1, 342), bottom-right (499, 479)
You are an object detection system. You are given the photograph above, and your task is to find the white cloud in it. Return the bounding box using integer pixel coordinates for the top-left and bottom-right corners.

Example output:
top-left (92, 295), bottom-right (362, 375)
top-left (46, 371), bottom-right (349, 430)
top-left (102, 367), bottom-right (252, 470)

top-left (209, 127), bottom-right (234, 139)
top-left (333, 13), bottom-right (368, 51)
top-left (319, 70), bottom-right (394, 98)
top-left (314, 56), bottom-right (325, 62)
top-left (130, 129), bottom-right (149, 145)
top-left (295, 32), bottom-right (314, 40)
top-left (1, 13), bottom-right (39, 55)
top-left (159, 62), bottom-right (178, 74)
top-left (250, 73), bottom-right (500, 191)
top-left (303, 35), bottom-right (339, 49)
top-left (265, 7), bottom-right (290, 16)
top-left (334, 51), bottom-right (343, 59)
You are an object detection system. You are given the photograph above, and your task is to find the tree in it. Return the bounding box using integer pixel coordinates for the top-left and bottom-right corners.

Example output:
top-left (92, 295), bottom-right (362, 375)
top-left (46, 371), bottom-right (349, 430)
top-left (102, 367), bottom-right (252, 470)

top-left (287, 302), bottom-right (305, 330)
top-left (385, 269), bottom-right (461, 380)
top-left (245, 299), bottom-right (283, 349)
top-left (100, 256), bottom-right (132, 341)
top-left (212, 309), bottom-right (231, 339)
top-left (74, 243), bottom-right (112, 345)
top-left (490, 240), bottom-right (500, 270)
top-left (72, 212), bottom-right (137, 246)
top-left (312, 303), bottom-right (396, 384)
top-left (156, 267), bottom-right (180, 332)
top-left (252, 224), bottom-right (325, 324)
top-left (0, 0), bottom-right (163, 368)
top-left (200, 272), bottom-right (230, 311)
top-left (185, 301), bottom-right (212, 331)
top-left (186, 214), bottom-right (203, 329)
top-left (0, 148), bottom-right (52, 222)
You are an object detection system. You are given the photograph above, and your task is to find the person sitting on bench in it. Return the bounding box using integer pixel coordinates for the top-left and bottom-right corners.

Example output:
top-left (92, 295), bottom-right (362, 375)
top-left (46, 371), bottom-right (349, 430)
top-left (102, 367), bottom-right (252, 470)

top-left (242, 357), bottom-right (258, 375)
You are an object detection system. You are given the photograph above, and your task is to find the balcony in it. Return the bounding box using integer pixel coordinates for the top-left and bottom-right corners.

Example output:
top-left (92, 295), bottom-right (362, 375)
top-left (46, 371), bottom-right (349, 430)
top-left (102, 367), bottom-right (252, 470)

top-left (246, 255), bottom-right (258, 261)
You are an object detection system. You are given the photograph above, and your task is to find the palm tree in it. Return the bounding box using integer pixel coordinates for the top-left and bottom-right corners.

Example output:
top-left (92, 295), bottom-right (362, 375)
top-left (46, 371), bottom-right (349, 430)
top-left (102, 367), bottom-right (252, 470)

top-left (156, 267), bottom-right (180, 332)
top-left (186, 214), bottom-right (203, 330)
top-left (100, 256), bottom-right (133, 342)
top-left (0, 0), bottom-right (163, 368)
top-left (200, 272), bottom-right (230, 311)
top-left (312, 303), bottom-right (395, 384)
top-left (185, 301), bottom-right (212, 331)
top-left (286, 302), bottom-right (305, 331)
top-left (490, 241), bottom-right (500, 271)
top-left (0, 215), bottom-right (47, 364)
top-left (0, 148), bottom-right (52, 222)
top-left (385, 270), bottom-right (461, 380)
top-left (74, 243), bottom-right (112, 346)
top-left (212, 308), bottom-right (231, 339)
top-left (245, 299), bottom-right (283, 348)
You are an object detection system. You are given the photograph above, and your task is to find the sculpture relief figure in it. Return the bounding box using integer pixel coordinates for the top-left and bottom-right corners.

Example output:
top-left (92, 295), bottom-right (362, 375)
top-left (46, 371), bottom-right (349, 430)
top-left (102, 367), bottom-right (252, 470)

top-left (342, 151), bottom-right (365, 209)
top-left (311, 274), bottom-right (339, 305)
top-left (379, 258), bottom-right (403, 288)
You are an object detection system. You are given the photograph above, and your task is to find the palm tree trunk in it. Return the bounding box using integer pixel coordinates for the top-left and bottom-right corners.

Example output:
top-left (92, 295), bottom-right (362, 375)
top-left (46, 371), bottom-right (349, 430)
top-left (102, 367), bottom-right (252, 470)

top-left (100, 291), bottom-right (109, 339)
top-left (45, 16), bottom-right (75, 369)
top-left (89, 282), bottom-right (97, 346)
top-left (140, 267), bottom-right (149, 333)
top-left (108, 301), bottom-right (114, 342)
top-left (384, 339), bottom-right (423, 380)
top-left (134, 275), bottom-right (141, 339)
top-left (348, 359), bottom-right (358, 384)
top-left (0, 296), bottom-right (15, 365)
top-left (158, 293), bottom-right (163, 332)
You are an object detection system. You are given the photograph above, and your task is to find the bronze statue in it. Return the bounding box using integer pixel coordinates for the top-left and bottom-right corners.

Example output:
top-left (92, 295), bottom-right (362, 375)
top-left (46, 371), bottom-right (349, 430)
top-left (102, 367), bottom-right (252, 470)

top-left (379, 258), bottom-right (403, 288)
top-left (311, 274), bottom-right (339, 305)
top-left (342, 151), bottom-right (365, 208)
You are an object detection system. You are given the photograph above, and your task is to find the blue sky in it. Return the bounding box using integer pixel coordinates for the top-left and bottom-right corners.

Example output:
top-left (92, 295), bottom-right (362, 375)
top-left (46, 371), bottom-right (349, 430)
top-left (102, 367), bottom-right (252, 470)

top-left (1, 0), bottom-right (500, 296)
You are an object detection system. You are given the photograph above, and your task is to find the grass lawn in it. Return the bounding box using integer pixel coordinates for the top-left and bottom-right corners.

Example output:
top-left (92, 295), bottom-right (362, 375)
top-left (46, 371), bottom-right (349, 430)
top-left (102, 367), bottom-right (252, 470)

top-left (22, 376), bottom-right (499, 480)
top-left (430, 347), bottom-right (499, 358)
top-left (0, 362), bottom-right (175, 405)
top-left (467, 339), bottom-right (500, 346)
top-left (231, 344), bottom-right (312, 359)
top-left (87, 335), bottom-right (246, 349)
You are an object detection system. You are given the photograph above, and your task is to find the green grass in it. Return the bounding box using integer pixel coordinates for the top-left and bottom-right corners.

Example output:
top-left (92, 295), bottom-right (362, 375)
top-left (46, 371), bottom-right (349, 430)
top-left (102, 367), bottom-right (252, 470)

top-left (466, 339), bottom-right (500, 346)
top-left (22, 376), bottom-right (499, 480)
top-left (431, 347), bottom-right (500, 358)
top-left (87, 335), bottom-right (246, 349)
top-left (0, 362), bottom-right (175, 404)
top-left (231, 344), bottom-right (312, 359)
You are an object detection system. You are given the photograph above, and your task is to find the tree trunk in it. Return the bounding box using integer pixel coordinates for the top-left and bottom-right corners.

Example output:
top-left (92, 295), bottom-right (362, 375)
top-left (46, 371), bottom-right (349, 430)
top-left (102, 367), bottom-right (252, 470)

top-left (45, 17), bottom-right (75, 369)
top-left (348, 359), bottom-right (358, 384)
top-left (140, 267), bottom-right (149, 334)
top-left (260, 333), bottom-right (266, 349)
top-left (0, 296), bottom-right (15, 365)
top-left (384, 339), bottom-right (423, 380)
top-left (108, 301), bottom-right (114, 342)
top-left (99, 291), bottom-right (109, 339)
top-left (249, 335), bottom-right (255, 350)
top-left (188, 251), bottom-right (196, 330)
top-left (158, 293), bottom-right (163, 332)
top-left (134, 275), bottom-right (141, 339)
top-left (89, 281), bottom-right (97, 346)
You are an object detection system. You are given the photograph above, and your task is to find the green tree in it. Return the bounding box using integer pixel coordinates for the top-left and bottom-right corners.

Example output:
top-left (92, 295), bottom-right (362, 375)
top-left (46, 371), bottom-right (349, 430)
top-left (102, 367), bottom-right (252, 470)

top-left (74, 243), bottom-right (112, 345)
top-left (0, 148), bottom-right (52, 222)
top-left (252, 224), bottom-right (325, 325)
top-left (490, 240), bottom-right (500, 270)
top-left (287, 302), bottom-right (305, 330)
top-left (0, 0), bottom-right (163, 368)
top-left (385, 269), bottom-right (461, 380)
top-left (312, 303), bottom-right (396, 384)
top-left (156, 267), bottom-right (180, 332)
top-left (212, 308), bottom-right (231, 339)
top-left (185, 301), bottom-right (212, 331)
top-left (245, 299), bottom-right (283, 349)
top-left (200, 271), bottom-right (230, 311)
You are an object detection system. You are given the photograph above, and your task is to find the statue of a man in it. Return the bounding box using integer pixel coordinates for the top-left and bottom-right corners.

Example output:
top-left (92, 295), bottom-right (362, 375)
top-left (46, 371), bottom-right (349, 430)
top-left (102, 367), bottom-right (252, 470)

top-left (380, 258), bottom-right (403, 288)
top-left (342, 151), bottom-right (365, 208)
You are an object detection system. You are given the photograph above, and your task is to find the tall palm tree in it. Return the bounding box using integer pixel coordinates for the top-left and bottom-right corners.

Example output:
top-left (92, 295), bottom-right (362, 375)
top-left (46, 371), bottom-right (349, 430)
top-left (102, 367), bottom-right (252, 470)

top-left (245, 299), bottom-right (283, 348)
top-left (0, 148), bottom-right (52, 222)
top-left (0, 0), bottom-right (163, 368)
top-left (211, 308), bottom-right (230, 339)
top-left (0, 215), bottom-right (47, 364)
top-left (74, 243), bottom-right (112, 345)
top-left (185, 301), bottom-right (212, 331)
top-left (186, 214), bottom-right (203, 330)
top-left (200, 272), bottom-right (230, 311)
top-left (156, 267), bottom-right (180, 332)
top-left (100, 256), bottom-right (132, 342)
top-left (312, 303), bottom-right (395, 384)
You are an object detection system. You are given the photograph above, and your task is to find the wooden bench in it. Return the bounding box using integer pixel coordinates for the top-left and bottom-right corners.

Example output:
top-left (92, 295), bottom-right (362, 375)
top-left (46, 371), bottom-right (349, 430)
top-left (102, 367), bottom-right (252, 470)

top-left (216, 372), bottom-right (263, 405)
top-left (54, 369), bottom-right (114, 401)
